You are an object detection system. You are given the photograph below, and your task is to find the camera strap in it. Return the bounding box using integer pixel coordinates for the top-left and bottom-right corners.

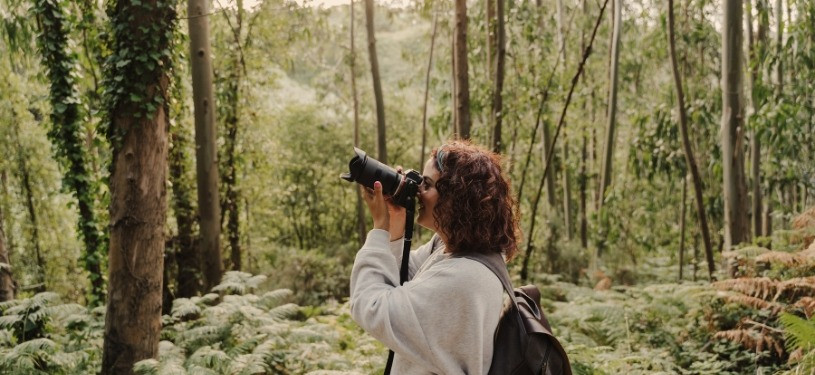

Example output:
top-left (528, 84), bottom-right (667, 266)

top-left (384, 196), bottom-right (415, 375)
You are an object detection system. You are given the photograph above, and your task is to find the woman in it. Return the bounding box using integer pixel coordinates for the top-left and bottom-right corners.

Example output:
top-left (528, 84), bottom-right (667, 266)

top-left (350, 140), bottom-right (521, 374)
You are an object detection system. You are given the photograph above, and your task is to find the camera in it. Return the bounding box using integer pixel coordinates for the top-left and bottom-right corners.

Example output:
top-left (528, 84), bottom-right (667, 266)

top-left (341, 147), bottom-right (422, 208)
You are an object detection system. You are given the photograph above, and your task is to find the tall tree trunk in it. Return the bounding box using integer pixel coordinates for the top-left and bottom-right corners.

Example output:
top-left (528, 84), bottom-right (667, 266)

top-left (0, 182), bottom-right (15, 302)
top-left (747, 0), bottom-right (768, 238)
top-left (721, 0), bottom-right (750, 251)
top-left (580, 132), bottom-right (588, 248)
top-left (351, 0), bottom-right (366, 246)
top-left (454, 0), bottom-right (471, 139)
top-left (221, 0), bottom-right (244, 271)
top-left (189, 0), bottom-right (222, 290)
top-left (491, 0), bottom-right (506, 153)
top-left (597, 0), bottom-right (621, 211)
top-left (420, 10), bottom-right (439, 169)
top-left (486, 0), bottom-right (495, 80)
top-left (101, 0), bottom-right (174, 370)
top-left (451, 31), bottom-right (458, 136)
top-left (33, 0), bottom-right (105, 306)
top-left (13, 125), bottom-right (46, 293)
top-left (364, 0), bottom-right (387, 163)
top-left (668, 0), bottom-right (715, 280)
top-left (169, 84), bottom-right (199, 298)
top-left (520, 0), bottom-right (609, 282)
top-left (562, 135), bottom-right (573, 240)
top-left (679, 174), bottom-right (687, 281)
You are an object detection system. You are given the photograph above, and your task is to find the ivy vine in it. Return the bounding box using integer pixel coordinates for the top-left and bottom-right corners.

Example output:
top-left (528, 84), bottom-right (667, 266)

top-left (32, 0), bottom-right (106, 306)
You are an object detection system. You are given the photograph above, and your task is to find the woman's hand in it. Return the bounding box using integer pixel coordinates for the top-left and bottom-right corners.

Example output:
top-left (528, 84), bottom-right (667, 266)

top-left (361, 181), bottom-right (390, 231)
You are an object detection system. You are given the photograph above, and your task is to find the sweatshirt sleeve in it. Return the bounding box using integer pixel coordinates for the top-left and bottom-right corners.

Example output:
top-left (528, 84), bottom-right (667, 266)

top-left (350, 230), bottom-right (502, 374)
top-left (388, 234), bottom-right (439, 281)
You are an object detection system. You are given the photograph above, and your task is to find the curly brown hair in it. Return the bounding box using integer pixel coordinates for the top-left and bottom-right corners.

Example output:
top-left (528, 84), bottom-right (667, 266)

top-left (431, 140), bottom-right (521, 260)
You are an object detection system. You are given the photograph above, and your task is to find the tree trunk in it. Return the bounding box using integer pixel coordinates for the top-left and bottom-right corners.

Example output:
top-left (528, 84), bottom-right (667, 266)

top-left (13, 124), bottom-right (46, 293)
top-left (364, 0), bottom-right (387, 163)
top-left (679, 174), bottom-right (687, 281)
top-left (420, 10), bottom-right (439, 169)
top-left (0, 186), bottom-right (15, 302)
top-left (721, 0), bottom-right (750, 251)
top-left (747, 0), bottom-right (768, 238)
top-left (454, 0), bottom-right (471, 139)
top-left (668, 0), bottom-right (716, 280)
top-left (351, 0), bottom-right (366, 246)
top-left (33, 0), bottom-right (105, 306)
top-left (486, 0), bottom-right (495, 80)
top-left (491, 0), bottom-right (506, 153)
top-left (101, 0), bottom-right (173, 371)
top-left (562, 135), bottom-right (573, 240)
top-left (221, 0), bottom-right (244, 271)
top-left (597, 0), bottom-right (621, 211)
top-left (580, 132), bottom-right (588, 248)
top-left (169, 90), bottom-right (199, 298)
top-left (520, 0), bottom-right (609, 282)
top-left (189, 0), bottom-right (222, 291)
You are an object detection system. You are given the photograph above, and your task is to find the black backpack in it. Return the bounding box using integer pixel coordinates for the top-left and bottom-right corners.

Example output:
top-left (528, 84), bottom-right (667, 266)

top-left (464, 252), bottom-right (572, 375)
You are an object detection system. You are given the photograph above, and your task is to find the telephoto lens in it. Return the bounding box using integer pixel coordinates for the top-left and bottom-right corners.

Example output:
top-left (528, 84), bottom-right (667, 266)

top-left (340, 147), bottom-right (422, 208)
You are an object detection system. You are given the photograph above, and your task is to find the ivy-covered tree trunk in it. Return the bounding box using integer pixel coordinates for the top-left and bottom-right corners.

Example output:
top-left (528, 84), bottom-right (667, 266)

top-left (0, 193), bottom-right (15, 302)
top-left (169, 46), bottom-right (200, 298)
top-left (33, 0), bottom-right (105, 306)
top-left (220, 0), bottom-right (244, 271)
top-left (454, 0), bottom-right (471, 139)
top-left (721, 0), bottom-right (750, 251)
top-left (189, 0), bottom-right (222, 290)
top-left (101, 0), bottom-right (176, 371)
top-left (364, 0), bottom-right (387, 163)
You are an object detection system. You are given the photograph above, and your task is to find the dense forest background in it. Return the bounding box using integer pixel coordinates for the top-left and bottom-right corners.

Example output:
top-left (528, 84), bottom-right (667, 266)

top-left (0, 0), bottom-right (814, 373)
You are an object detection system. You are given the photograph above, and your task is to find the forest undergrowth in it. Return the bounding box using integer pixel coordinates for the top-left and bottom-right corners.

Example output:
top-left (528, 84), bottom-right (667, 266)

top-left (0, 208), bottom-right (813, 375)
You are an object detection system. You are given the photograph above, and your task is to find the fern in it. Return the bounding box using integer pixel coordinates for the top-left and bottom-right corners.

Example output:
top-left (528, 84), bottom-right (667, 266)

top-left (779, 313), bottom-right (815, 353)
top-left (211, 272), bottom-right (268, 295)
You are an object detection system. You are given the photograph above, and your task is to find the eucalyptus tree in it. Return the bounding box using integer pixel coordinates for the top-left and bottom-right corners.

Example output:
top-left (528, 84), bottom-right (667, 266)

top-left (746, 0), bottom-right (769, 237)
top-left (453, 0), bottom-right (471, 139)
top-left (597, 0), bottom-right (621, 212)
top-left (101, 0), bottom-right (177, 371)
top-left (364, 0), bottom-right (387, 163)
top-left (350, 0), bottom-right (365, 245)
top-left (189, 0), bottom-right (222, 289)
top-left (490, 0), bottom-right (506, 153)
top-left (667, 0), bottom-right (715, 280)
top-left (32, 0), bottom-right (105, 305)
top-left (721, 0), bottom-right (750, 251)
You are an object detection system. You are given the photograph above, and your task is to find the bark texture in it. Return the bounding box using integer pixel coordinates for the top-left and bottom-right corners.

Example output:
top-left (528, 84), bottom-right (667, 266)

top-left (454, 0), bottom-right (471, 139)
top-left (189, 0), bottom-right (222, 290)
top-left (721, 0), bottom-right (750, 250)
top-left (364, 0), bottom-right (387, 163)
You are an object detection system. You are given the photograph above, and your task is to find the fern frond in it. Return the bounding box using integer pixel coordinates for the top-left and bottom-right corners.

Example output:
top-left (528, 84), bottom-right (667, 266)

top-left (792, 206), bottom-right (815, 230)
top-left (188, 346), bottom-right (230, 372)
top-left (211, 272), bottom-right (267, 296)
top-left (755, 251), bottom-right (809, 267)
top-left (793, 297), bottom-right (815, 319)
top-left (260, 289), bottom-right (293, 308)
top-left (268, 303), bottom-right (300, 320)
top-left (171, 298), bottom-right (202, 321)
top-left (228, 352), bottom-right (271, 375)
top-left (714, 277), bottom-right (777, 300)
top-left (723, 246), bottom-right (770, 259)
top-left (775, 277), bottom-right (815, 300)
top-left (722, 294), bottom-right (783, 315)
top-left (779, 313), bottom-right (815, 353)
top-left (132, 358), bottom-right (160, 375)
top-left (714, 328), bottom-right (782, 356)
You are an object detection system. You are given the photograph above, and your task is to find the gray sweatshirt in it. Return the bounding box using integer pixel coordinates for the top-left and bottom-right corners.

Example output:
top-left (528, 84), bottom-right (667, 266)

top-left (350, 229), bottom-right (503, 374)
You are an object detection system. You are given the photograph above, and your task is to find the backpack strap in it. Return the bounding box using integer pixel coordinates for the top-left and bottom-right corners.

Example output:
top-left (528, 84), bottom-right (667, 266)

top-left (460, 252), bottom-right (516, 301)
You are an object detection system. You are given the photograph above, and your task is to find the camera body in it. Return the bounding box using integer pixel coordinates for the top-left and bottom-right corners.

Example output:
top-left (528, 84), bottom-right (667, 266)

top-left (341, 147), bottom-right (421, 208)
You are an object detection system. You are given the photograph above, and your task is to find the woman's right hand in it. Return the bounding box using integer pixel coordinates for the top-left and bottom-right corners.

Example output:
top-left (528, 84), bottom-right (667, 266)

top-left (361, 181), bottom-right (389, 231)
